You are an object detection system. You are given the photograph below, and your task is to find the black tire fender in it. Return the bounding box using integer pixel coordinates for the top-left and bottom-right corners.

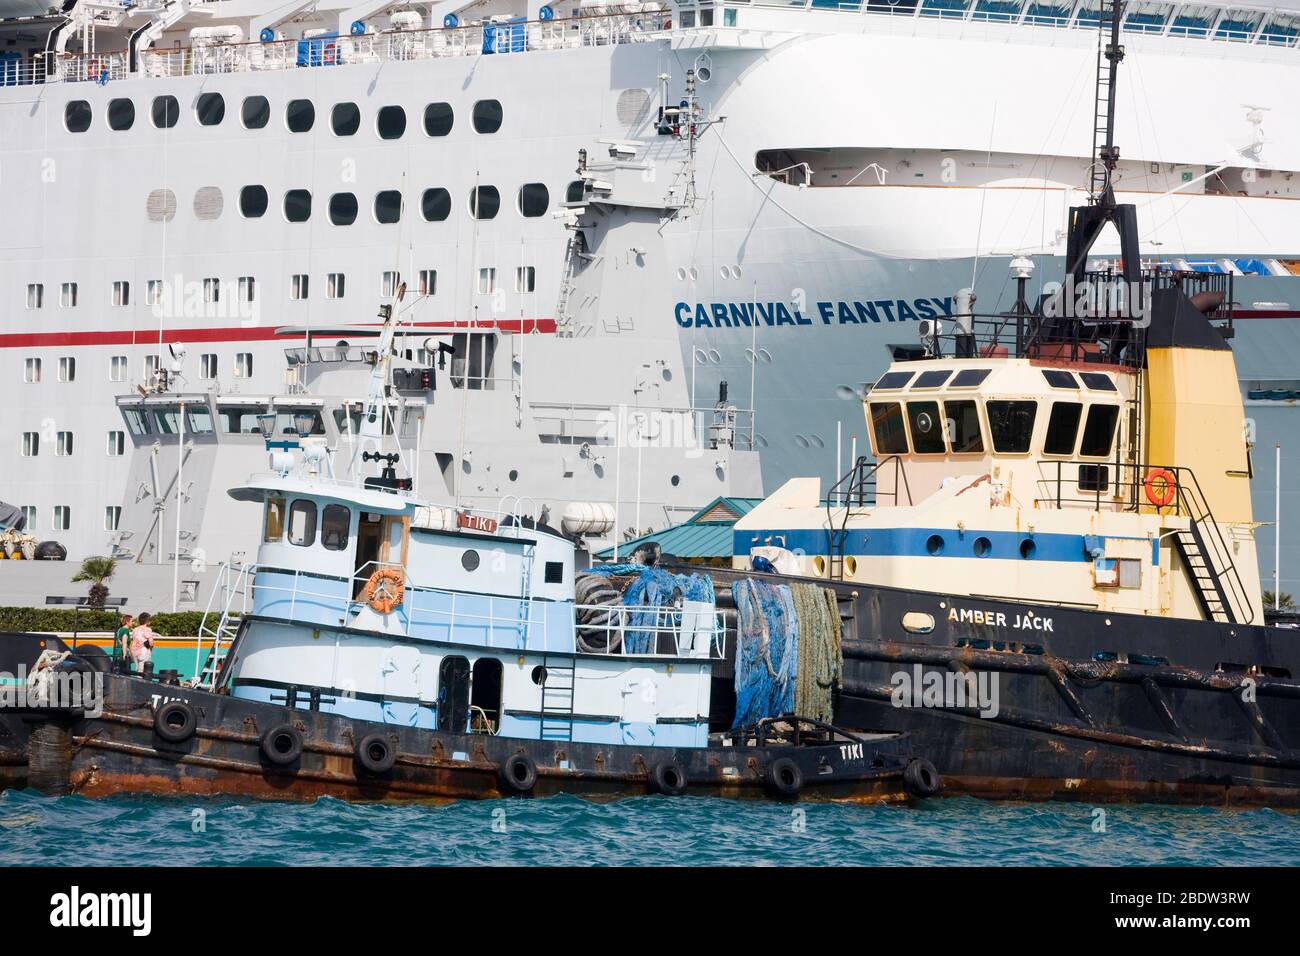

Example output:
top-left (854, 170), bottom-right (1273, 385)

top-left (766, 756), bottom-right (803, 799)
top-left (153, 700), bottom-right (198, 743)
top-left (260, 724), bottom-right (303, 766)
top-left (903, 757), bottom-right (942, 798)
top-left (355, 732), bottom-right (397, 775)
top-left (650, 759), bottom-right (688, 796)
top-left (499, 752), bottom-right (538, 794)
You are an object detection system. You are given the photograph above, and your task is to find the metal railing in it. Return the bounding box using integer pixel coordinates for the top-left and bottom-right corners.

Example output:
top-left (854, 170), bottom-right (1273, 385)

top-left (204, 559), bottom-right (723, 661)
top-left (26, 11), bottom-right (668, 87)
top-left (530, 401), bottom-right (756, 452)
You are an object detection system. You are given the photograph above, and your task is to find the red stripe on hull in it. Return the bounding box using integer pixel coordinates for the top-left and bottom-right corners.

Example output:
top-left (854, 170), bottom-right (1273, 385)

top-left (0, 319), bottom-right (557, 349)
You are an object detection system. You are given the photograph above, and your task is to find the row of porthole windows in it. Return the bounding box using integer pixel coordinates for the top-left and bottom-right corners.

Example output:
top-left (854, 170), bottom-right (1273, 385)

top-left (65, 96), bottom-right (500, 137)
top-left (923, 533), bottom-right (1039, 560)
top-left (229, 183), bottom-right (550, 224)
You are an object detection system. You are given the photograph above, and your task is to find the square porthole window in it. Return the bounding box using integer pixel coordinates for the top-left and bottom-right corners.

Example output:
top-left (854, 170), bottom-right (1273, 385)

top-left (26, 283), bottom-right (43, 309)
top-left (200, 353), bottom-right (218, 379)
top-left (195, 92), bottom-right (225, 126)
top-left (418, 269), bottom-right (437, 296)
top-left (146, 279), bottom-right (164, 305)
top-left (242, 95), bottom-right (270, 129)
top-left (60, 282), bottom-right (78, 307)
top-left (53, 506), bottom-right (71, 531)
top-left (477, 267), bottom-right (496, 294)
top-left (112, 280), bottom-right (130, 307)
top-left (58, 356), bottom-right (75, 382)
top-left (515, 266), bottom-right (535, 293)
top-left (381, 271), bottom-right (402, 297)
top-left (104, 506), bottom-right (121, 531)
top-left (24, 358), bottom-right (41, 383)
top-left (239, 276), bottom-right (256, 303)
top-left (107, 430), bottom-right (125, 456)
top-left (234, 353), bottom-right (253, 378)
top-left (109, 355), bottom-right (127, 382)
top-left (291, 274), bottom-right (309, 300)
top-left (328, 273), bottom-right (346, 299)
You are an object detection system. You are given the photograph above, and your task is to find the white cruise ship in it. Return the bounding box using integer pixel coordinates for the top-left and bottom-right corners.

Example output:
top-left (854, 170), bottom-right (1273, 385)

top-left (1, 0), bottom-right (1298, 604)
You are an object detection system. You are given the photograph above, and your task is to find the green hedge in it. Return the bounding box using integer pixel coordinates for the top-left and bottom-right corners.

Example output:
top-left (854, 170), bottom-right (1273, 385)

top-left (0, 607), bottom-right (209, 636)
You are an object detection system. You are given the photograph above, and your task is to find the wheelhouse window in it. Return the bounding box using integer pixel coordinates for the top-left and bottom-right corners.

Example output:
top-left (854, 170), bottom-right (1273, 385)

top-left (471, 99), bottom-right (502, 134)
top-left (1041, 369), bottom-right (1079, 389)
top-left (871, 370), bottom-right (914, 391)
top-left (196, 92), bottom-right (225, 126)
top-left (913, 369), bottom-right (952, 388)
top-left (1043, 402), bottom-right (1082, 456)
top-left (331, 102), bottom-right (360, 136)
top-left (906, 401), bottom-right (946, 454)
top-left (288, 499), bottom-right (317, 547)
top-left (152, 95), bottom-right (179, 129)
top-left (1079, 405), bottom-right (1119, 457)
top-left (944, 400), bottom-right (983, 453)
top-left (950, 368), bottom-right (991, 388)
top-left (240, 185), bottom-right (269, 218)
top-left (869, 402), bottom-right (909, 455)
top-left (242, 96), bottom-right (270, 129)
top-left (321, 504), bottom-right (350, 550)
top-left (285, 99), bottom-right (315, 132)
top-left (376, 105), bottom-right (406, 139)
top-left (424, 102), bottom-right (453, 136)
top-left (65, 100), bottom-right (91, 132)
top-left (264, 497), bottom-right (286, 542)
top-left (986, 400), bottom-right (1037, 454)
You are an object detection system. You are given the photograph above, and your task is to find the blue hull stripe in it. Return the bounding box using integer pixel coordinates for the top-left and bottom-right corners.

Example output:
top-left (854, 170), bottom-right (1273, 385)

top-left (735, 527), bottom-right (1154, 563)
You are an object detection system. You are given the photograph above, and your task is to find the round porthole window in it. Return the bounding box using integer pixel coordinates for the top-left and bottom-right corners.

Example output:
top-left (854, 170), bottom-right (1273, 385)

top-left (531, 665), bottom-right (548, 685)
top-left (974, 536), bottom-right (992, 557)
top-left (509, 469), bottom-right (519, 482)
top-left (1020, 538), bottom-right (1037, 559)
top-left (461, 549), bottom-right (480, 571)
top-left (926, 534), bottom-right (945, 555)
top-left (670, 474), bottom-right (680, 487)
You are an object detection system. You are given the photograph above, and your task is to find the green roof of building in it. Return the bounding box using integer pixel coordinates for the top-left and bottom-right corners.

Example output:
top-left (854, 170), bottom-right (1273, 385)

top-left (595, 496), bottom-right (762, 560)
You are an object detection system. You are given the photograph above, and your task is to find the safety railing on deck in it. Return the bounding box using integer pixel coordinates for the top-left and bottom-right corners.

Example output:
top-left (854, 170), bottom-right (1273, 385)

top-left (211, 560), bottom-right (723, 660)
top-left (32, 11), bottom-right (668, 87)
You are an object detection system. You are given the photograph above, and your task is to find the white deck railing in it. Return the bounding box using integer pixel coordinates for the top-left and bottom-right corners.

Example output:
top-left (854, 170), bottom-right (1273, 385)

top-left (207, 560), bottom-right (724, 661)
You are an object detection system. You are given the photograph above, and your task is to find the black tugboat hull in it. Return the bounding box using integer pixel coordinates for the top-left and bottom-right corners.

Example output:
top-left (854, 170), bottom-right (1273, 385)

top-left (703, 567), bottom-right (1300, 807)
top-left (22, 673), bottom-right (922, 804)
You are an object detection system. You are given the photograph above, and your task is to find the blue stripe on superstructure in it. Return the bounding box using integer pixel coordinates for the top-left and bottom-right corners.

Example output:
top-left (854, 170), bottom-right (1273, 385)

top-left (734, 527), bottom-right (1155, 563)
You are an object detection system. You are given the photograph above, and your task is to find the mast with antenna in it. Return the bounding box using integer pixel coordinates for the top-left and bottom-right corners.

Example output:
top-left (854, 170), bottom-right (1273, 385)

top-left (1065, 0), bottom-right (1141, 285)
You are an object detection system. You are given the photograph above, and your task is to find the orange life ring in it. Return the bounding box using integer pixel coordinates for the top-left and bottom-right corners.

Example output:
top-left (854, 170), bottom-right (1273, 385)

top-left (364, 567), bottom-right (405, 614)
top-left (1143, 468), bottom-right (1177, 507)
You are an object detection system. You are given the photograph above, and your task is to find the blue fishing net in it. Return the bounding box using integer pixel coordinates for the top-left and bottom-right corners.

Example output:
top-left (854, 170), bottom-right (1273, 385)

top-left (586, 563), bottom-right (716, 653)
top-left (731, 578), bottom-right (798, 728)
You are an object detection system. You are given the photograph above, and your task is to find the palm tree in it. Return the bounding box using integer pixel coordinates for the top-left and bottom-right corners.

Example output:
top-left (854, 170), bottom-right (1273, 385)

top-left (72, 556), bottom-right (117, 609)
top-left (1262, 590), bottom-right (1295, 611)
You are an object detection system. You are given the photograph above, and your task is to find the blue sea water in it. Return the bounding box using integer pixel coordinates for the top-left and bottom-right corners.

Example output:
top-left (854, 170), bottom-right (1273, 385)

top-left (0, 790), bottom-right (1296, 866)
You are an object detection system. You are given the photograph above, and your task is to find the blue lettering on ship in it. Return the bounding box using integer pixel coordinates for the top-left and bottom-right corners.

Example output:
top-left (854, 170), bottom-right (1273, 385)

top-left (675, 297), bottom-right (953, 329)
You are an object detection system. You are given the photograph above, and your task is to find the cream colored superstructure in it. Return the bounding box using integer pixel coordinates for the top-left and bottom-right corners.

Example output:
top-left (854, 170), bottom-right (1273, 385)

top-left (735, 354), bottom-right (1263, 624)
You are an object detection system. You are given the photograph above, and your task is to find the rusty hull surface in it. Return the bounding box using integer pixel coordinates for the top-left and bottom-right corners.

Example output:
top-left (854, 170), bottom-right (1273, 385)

top-left (695, 564), bottom-right (1300, 808)
top-left (32, 674), bottom-right (916, 805)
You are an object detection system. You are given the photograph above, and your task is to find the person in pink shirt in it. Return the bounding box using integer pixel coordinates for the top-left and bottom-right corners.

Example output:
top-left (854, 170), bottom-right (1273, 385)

top-left (130, 613), bottom-right (156, 673)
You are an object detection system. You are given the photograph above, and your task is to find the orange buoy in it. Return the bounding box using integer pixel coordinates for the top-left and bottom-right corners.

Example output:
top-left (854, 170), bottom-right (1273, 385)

top-left (364, 567), bottom-right (405, 614)
top-left (1143, 468), bottom-right (1177, 508)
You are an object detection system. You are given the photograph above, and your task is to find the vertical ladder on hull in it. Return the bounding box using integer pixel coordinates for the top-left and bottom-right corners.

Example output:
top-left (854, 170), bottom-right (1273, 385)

top-left (538, 662), bottom-right (576, 741)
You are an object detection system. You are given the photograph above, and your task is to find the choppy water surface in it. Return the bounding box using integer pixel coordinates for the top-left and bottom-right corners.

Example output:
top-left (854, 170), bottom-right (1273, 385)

top-left (1, 790), bottom-right (1295, 866)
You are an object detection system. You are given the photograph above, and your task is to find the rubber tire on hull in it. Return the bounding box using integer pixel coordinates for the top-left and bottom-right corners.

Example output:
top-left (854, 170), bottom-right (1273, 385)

top-left (650, 759), bottom-right (688, 796)
top-left (355, 733), bottom-right (397, 776)
top-left (766, 757), bottom-right (803, 800)
top-left (499, 753), bottom-right (538, 794)
top-left (153, 701), bottom-right (198, 743)
top-left (260, 724), bottom-right (304, 766)
top-left (903, 758), bottom-right (942, 798)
